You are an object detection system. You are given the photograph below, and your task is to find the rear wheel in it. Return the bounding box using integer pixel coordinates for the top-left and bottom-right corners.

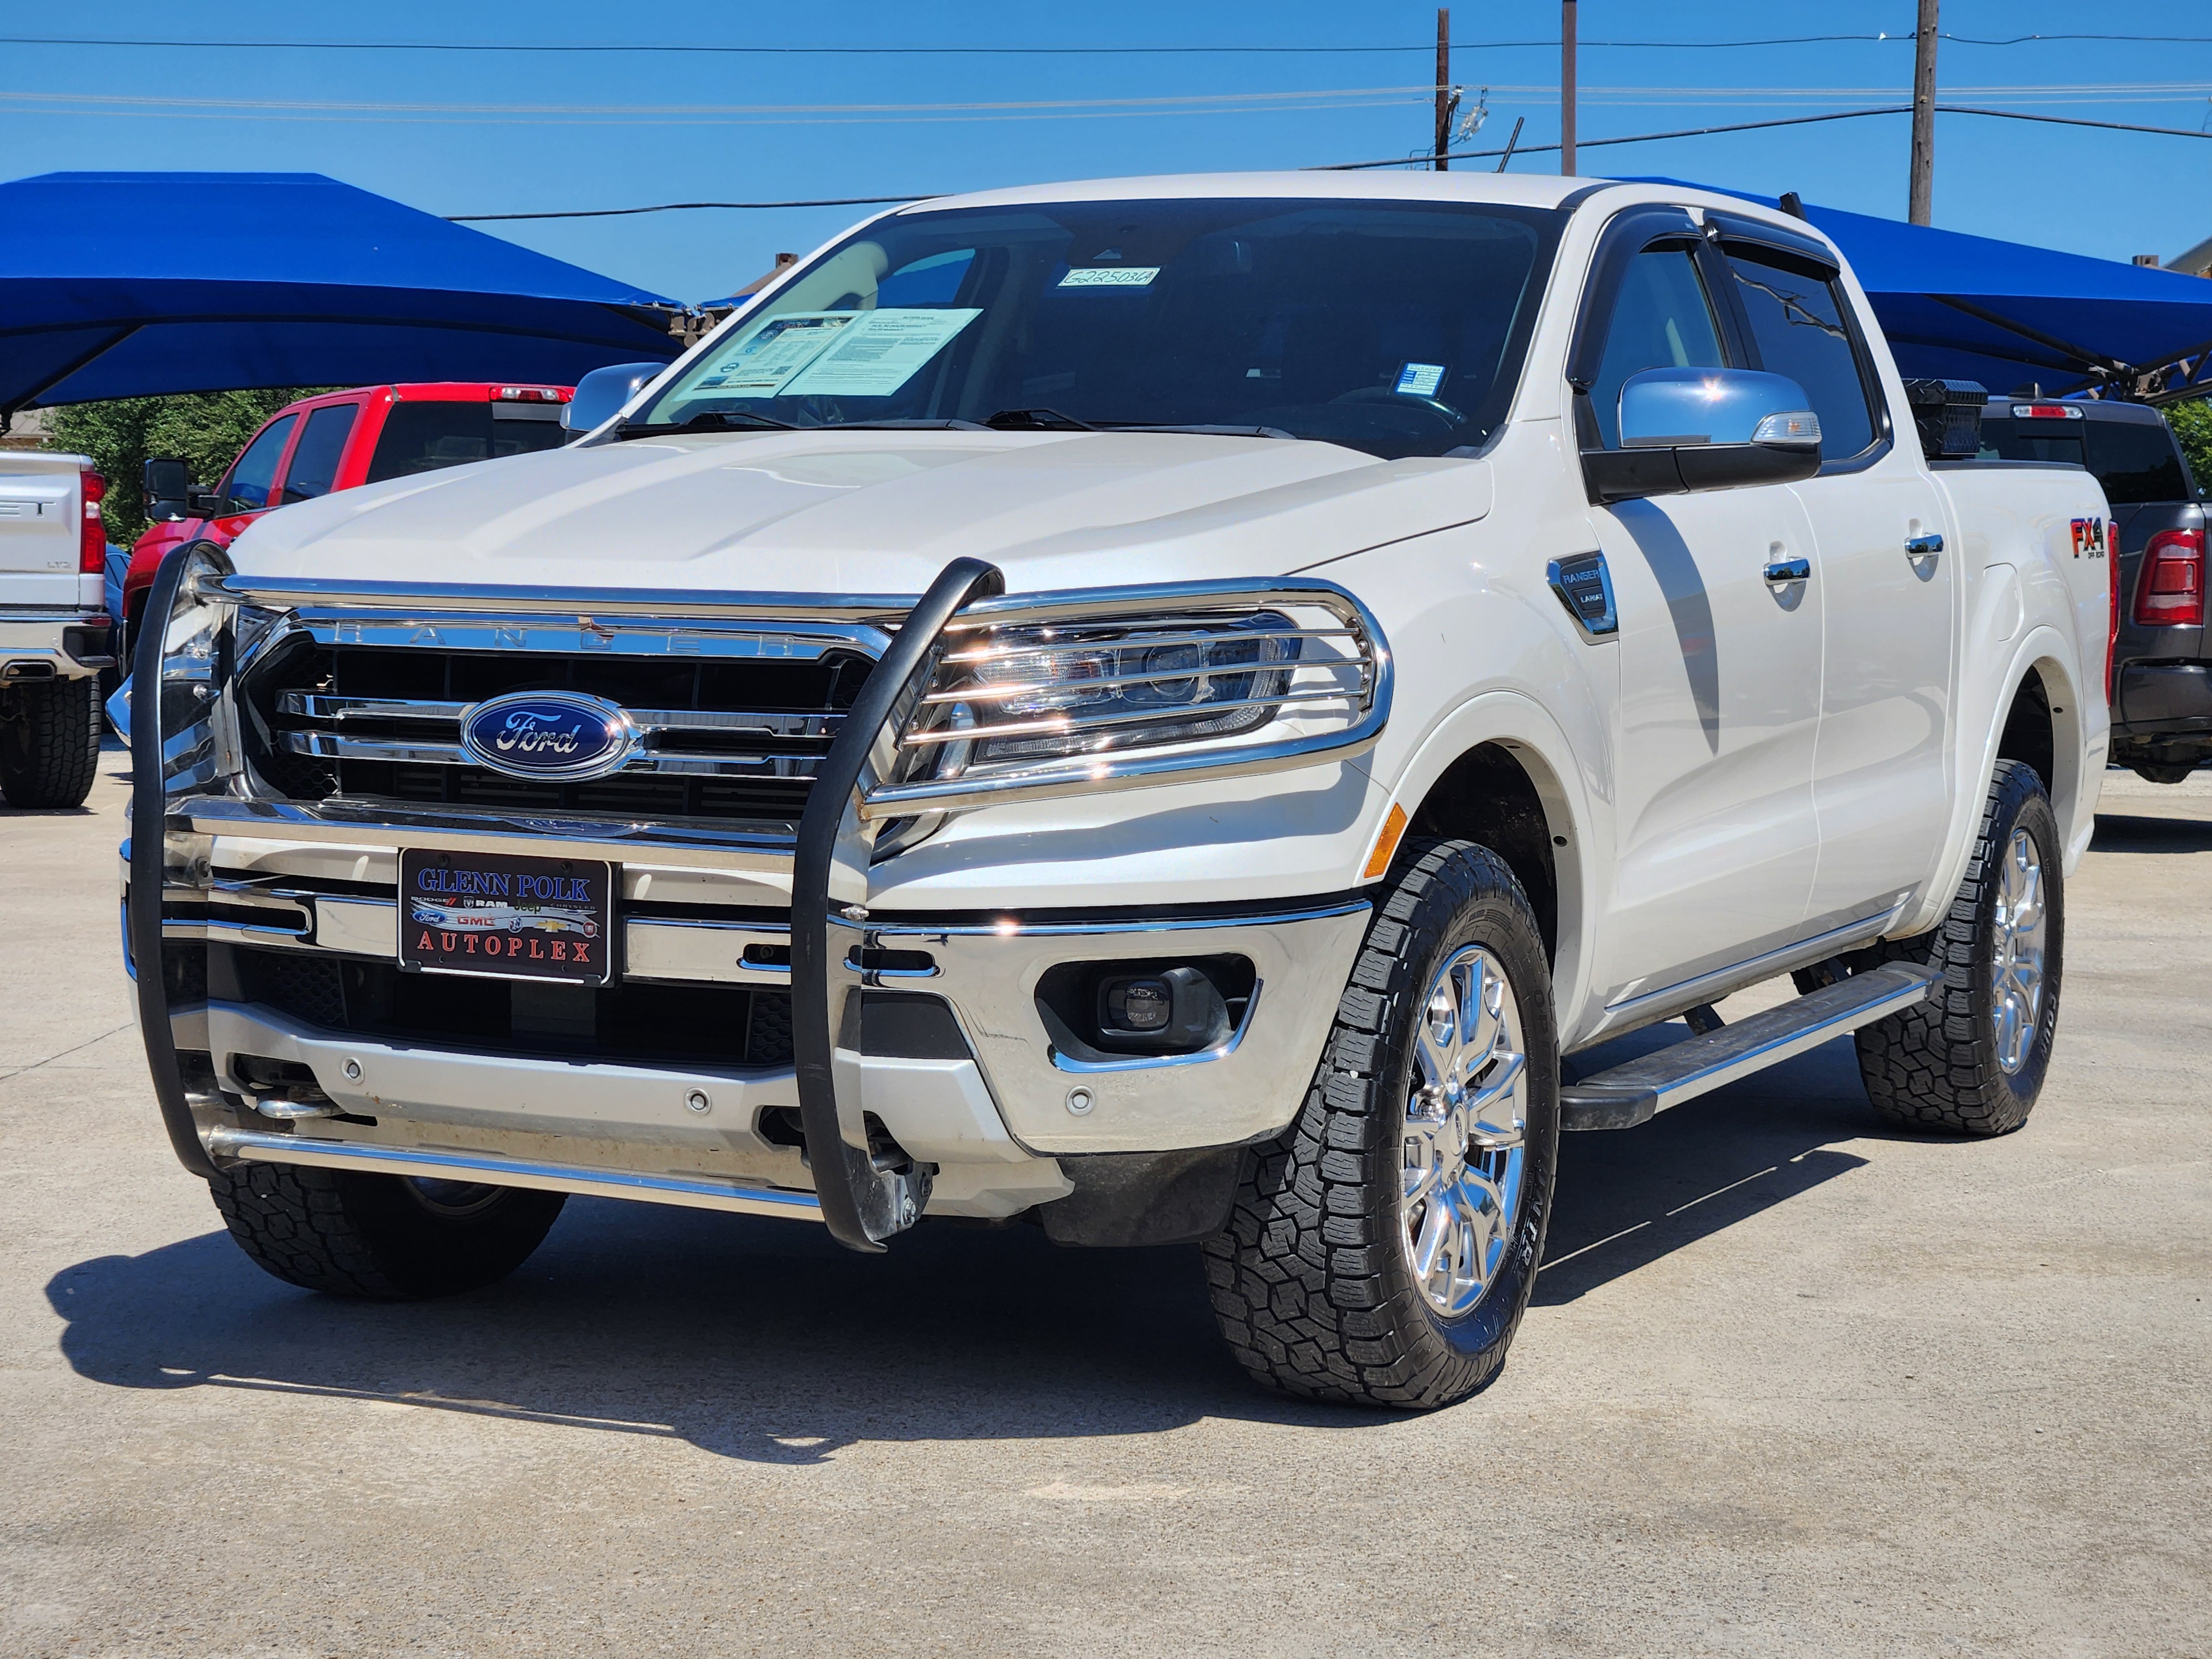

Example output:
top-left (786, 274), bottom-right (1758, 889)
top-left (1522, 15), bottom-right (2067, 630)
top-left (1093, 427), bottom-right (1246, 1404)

top-left (1853, 760), bottom-right (2063, 1135)
top-left (0, 677), bottom-right (101, 808)
top-left (1203, 841), bottom-right (1559, 1410)
top-left (210, 1162), bottom-right (566, 1299)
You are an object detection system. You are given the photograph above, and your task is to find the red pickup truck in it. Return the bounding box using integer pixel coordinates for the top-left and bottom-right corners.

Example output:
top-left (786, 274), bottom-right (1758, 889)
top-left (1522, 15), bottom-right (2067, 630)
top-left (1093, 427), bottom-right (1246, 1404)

top-left (123, 381), bottom-right (571, 638)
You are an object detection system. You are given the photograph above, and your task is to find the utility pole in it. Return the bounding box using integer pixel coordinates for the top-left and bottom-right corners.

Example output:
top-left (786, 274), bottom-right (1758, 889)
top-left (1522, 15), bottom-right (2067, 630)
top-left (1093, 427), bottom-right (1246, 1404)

top-left (1561, 0), bottom-right (1578, 176)
top-left (1433, 9), bottom-right (1452, 170)
top-left (1910, 0), bottom-right (1939, 223)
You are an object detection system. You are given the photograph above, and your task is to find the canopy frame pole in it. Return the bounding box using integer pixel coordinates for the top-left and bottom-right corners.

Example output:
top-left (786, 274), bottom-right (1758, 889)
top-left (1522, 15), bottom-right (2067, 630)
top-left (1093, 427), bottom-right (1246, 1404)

top-left (2, 323), bottom-right (142, 430)
top-left (1928, 295), bottom-right (2135, 382)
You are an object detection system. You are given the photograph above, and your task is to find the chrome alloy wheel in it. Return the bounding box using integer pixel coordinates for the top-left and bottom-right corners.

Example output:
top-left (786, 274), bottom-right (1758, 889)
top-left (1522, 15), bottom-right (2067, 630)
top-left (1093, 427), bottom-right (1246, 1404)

top-left (1401, 943), bottom-right (1529, 1318)
top-left (1991, 825), bottom-right (2049, 1074)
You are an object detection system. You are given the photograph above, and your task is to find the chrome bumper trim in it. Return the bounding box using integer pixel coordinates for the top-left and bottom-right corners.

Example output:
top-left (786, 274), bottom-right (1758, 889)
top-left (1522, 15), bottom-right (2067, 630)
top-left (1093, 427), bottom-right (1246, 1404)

top-left (205, 1125), bottom-right (825, 1222)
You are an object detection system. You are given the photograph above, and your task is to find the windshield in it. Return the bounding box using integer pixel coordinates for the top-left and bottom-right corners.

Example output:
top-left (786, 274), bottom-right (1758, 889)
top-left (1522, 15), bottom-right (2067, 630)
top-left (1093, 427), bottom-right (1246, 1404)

top-left (637, 197), bottom-right (1566, 459)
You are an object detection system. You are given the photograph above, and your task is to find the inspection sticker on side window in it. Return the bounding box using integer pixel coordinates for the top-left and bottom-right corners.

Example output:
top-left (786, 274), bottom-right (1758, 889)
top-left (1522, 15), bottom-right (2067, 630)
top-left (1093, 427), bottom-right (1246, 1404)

top-left (1394, 362), bottom-right (1448, 398)
top-left (782, 308), bottom-right (983, 398)
top-left (1058, 267), bottom-right (1161, 288)
top-left (691, 313), bottom-right (858, 395)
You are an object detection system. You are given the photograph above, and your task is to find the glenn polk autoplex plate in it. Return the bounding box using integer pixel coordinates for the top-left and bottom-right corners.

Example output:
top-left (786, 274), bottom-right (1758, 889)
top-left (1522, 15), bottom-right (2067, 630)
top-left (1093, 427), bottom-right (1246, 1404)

top-left (399, 849), bottom-right (615, 986)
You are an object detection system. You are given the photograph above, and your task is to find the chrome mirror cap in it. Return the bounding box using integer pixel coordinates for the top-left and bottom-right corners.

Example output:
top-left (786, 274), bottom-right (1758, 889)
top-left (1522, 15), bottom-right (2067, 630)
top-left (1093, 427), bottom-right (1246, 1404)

top-left (562, 362), bottom-right (668, 434)
top-left (1619, 367), bottom-right (1820, 450)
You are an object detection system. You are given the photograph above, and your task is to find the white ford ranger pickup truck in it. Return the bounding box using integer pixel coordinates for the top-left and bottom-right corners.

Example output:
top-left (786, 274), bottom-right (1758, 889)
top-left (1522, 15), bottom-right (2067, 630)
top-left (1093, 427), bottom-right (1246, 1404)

top-left (123, 175), bottom-right (2111, 1408)
top-left (1, 452), bottom-right (114, 807)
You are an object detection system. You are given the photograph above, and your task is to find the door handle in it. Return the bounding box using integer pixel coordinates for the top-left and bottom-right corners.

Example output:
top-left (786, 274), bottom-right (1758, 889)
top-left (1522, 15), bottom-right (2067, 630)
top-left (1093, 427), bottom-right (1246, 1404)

top-left (1763, 556), bottom-right (1812, 586)
top-left (1906, 533), bottom-right (1944, 561)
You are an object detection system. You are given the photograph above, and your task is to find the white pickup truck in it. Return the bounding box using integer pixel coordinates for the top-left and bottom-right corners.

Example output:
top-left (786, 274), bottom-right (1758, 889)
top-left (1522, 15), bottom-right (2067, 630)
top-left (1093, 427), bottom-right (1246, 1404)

top-left (1, 452), bottom-right (113, 806)
top-left (123, 174), bottom-right (2111, 1410)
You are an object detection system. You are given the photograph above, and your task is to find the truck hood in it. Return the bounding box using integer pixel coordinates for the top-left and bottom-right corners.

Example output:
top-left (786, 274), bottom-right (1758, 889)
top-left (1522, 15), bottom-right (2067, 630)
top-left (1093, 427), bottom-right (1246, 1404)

top-left (229, 428), bottom-right (1492, 595)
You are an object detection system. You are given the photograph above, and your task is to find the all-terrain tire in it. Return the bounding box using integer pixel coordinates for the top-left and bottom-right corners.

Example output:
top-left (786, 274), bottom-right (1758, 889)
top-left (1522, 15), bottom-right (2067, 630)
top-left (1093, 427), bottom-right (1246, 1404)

top-left (1202, 840), bottom-right (1560, 1410)
top-left (210, 1163), bottom-right (567, 1300)
top-left (1853, 759), bottom-right (2063, 1136)
top-left (0, 677), bottom-right (101, 808)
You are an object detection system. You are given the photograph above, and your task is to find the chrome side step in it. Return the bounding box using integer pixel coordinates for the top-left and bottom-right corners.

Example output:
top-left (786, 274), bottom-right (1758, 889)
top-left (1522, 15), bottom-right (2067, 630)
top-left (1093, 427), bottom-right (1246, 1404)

top-left (1560, 962), bottom-right (1939, 1131)
top-left (204, 1126), bottom-right (825, 1222)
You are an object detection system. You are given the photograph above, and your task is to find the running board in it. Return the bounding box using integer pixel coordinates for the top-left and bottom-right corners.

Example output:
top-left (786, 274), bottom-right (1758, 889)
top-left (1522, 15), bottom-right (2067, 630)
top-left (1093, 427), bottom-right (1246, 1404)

top-left (1560, 962), bottom-right (1939, 1131)
top-left (204, 1126), bottom-right (826, 1222)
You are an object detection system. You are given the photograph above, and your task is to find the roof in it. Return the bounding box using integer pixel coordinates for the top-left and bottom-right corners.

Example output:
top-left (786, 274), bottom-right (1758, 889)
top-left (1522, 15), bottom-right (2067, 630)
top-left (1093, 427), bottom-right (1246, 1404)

top-left (0, 171), bottom-right (682, 415)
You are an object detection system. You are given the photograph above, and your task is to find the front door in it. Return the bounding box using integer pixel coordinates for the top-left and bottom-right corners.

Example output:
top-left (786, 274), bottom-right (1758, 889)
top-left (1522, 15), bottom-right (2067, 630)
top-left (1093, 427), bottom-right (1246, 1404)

top-left (1579, 239), bottom-right (1827, 1010)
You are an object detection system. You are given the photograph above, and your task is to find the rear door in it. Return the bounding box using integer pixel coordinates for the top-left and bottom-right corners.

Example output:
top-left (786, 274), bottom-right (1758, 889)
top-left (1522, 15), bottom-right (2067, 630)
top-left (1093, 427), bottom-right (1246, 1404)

top-left (1709, 221), bottom-right (1958, 926)
top-left (0, 453), bottom-right (86, 609)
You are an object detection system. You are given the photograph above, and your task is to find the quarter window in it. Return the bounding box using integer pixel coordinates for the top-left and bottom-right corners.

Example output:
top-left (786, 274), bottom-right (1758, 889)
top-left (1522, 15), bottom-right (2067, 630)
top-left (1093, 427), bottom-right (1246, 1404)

top-left (1589, 248), bottom-right (1726, 448)
top-left (1723, 251), bottom-right (1877, 461)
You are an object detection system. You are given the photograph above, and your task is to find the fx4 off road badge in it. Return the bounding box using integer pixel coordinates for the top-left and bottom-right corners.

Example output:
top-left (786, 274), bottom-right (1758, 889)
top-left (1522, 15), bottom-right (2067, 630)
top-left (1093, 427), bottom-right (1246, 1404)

top-left (2069, 516), bottom-right (2108, 557)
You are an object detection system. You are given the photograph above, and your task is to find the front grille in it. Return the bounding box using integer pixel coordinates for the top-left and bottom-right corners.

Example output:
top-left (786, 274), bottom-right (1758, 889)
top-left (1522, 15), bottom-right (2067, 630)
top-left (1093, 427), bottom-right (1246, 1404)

top-left (241, 637), bottom-right (873, 828)
top-left (228, 944), bottom-right (797, 1070)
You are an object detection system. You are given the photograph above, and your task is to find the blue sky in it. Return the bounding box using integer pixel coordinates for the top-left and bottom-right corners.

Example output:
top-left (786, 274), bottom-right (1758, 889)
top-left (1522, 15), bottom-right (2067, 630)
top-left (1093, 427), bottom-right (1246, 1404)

top-left (7, 1), bottom-right (2212, 301)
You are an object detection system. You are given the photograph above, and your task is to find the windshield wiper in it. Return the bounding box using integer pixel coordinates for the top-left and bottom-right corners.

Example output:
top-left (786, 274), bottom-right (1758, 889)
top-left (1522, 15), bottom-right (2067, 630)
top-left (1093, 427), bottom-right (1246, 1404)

top-left (984, 407), bottom-right (1098, 432)
top-left (1099, 422), bottom-right (1297, 440)
top-left (832, 418), bottom-right (989, 431)
top-left (615, 410), bottom-right (796, 440)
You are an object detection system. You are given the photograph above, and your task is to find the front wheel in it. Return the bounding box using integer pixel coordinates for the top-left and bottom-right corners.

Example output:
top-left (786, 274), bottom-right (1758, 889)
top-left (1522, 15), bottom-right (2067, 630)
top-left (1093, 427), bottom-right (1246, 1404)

top-left (210, 1163), bottom-right (567, 1299)
top-left (1203, 841), bottom-right (1560, 1410)
top-left (1853, 759), bottom-right (2063, 1135)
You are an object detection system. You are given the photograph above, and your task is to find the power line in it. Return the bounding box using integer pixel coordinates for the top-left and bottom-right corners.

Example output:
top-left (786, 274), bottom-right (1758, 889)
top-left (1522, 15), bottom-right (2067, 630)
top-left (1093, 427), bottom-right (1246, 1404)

top-left (9, 32), bottom-right (2212, 56)
top-left (452, 195), bottom-right (938, 222)
top-left (451, 102), bottom-right (2212, 216)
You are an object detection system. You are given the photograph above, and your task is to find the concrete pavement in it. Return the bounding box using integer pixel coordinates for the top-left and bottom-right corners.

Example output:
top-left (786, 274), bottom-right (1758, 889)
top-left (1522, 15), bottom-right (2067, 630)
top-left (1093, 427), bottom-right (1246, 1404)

top-left (2, 747), bottom-right (2205, 1656)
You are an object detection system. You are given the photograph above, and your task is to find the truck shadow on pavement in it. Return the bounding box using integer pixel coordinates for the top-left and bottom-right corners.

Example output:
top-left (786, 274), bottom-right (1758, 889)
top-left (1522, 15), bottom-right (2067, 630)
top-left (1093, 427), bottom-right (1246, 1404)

top-left (47, 1037), bottom-right (1890, 1455)
top-left (2091, 812), bottom-right (2212, 854)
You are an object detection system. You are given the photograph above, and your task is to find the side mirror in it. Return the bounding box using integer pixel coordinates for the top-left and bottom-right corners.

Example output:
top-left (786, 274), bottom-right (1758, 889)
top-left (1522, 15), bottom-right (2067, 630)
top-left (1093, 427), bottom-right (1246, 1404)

top-left (1583, 367), bottom-right (1822, 504)
top-left (143, 457), bottom-right (194, 520)
top-left (563, 362), bottom-right (667, 435)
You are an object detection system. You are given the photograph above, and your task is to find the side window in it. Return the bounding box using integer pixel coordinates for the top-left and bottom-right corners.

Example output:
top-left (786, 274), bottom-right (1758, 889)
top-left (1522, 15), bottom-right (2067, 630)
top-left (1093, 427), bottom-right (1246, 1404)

top-left (279, 404), bottom-right (358, 504)
top-left (1722, 251), bottom-right (1877, 461)
top-left (1590, 248), bottom-right (1726, 448)
top-left (220, 413), bottom-right (297, 512)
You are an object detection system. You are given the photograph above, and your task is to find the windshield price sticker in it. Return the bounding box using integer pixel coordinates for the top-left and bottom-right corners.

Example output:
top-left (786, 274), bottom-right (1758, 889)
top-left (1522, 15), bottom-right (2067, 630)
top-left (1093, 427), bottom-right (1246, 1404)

top-left (1058, 266), bottom-right (1161, 288)
top-left (781, 307), bottom-right (983, 398)
top-left (1395, 362), bottom-right (1448, 398)
top-left (400, 848), bottom-right (615, 986)
top-left (693, 313), bottom-right (859, 396)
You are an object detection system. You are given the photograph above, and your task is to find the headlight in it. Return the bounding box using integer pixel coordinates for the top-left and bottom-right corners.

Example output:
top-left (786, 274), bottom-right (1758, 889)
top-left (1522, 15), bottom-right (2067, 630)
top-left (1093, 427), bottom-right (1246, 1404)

top-left (148, 541), bottom-right (238, 799)
top-left (860, 581), bottom-right (1391, 820)
top-left (915, 613), bottom-right (1301, 773)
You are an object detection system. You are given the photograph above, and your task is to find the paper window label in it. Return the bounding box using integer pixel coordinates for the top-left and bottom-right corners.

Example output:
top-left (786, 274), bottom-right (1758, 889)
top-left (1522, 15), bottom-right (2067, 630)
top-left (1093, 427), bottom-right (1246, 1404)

top-left (781, 308), bottom-right (983, 398)
top-left (691, 313), bottom-right (858, 396)
top-left (1394, 362), bottom-right (1448, 398)
top-left (1058, 267), bottom-right (1161, 288)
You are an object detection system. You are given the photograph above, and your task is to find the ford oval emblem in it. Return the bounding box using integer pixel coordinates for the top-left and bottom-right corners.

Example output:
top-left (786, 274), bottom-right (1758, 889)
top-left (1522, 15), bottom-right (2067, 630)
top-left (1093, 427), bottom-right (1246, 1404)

top-left (458, 691), bottom-right (639, 783)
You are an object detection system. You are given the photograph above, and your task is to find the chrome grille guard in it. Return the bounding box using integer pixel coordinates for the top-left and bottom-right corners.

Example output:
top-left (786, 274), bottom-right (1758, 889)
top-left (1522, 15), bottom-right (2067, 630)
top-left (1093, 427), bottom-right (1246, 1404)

top-left (130, 552), bottom-right (1392, 1253)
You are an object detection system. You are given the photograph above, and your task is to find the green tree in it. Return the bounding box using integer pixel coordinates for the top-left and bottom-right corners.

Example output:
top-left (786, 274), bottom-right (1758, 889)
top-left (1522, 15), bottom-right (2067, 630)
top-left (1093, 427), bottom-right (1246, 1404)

top-left (2161, 397), bottom-right (2212, 495)
top-left (43, 389), bottom-right (329, 546)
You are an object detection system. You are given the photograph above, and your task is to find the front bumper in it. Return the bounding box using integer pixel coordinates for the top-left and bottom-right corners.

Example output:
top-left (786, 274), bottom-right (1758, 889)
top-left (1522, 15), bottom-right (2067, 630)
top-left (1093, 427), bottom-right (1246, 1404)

top-left (0, 610), bottom-right (113, 681)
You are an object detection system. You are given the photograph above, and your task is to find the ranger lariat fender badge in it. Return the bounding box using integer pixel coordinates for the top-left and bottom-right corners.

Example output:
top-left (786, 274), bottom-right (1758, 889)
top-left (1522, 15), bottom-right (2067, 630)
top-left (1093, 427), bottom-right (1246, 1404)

top-left (458, 690), bottom-right (641, 782)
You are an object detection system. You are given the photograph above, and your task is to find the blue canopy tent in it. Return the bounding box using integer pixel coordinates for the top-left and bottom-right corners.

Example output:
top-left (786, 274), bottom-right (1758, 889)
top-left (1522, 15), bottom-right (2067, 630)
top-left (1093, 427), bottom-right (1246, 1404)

top-left (1651, 179), bottom-right (2212, 400)
top-left (0, 171), bottom-right (683, 426)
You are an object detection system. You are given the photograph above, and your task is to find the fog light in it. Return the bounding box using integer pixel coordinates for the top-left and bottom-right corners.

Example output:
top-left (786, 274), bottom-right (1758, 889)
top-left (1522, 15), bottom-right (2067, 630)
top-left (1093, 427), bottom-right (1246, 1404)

top-left (1105, 977), bottom-right (1172, 1032)
top-left (1092, 965), bottom-right (1231, 1056)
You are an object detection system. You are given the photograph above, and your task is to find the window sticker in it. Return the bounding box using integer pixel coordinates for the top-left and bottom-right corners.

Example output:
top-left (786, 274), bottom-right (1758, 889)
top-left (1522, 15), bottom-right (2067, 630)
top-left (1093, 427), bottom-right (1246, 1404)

top-left (1058, 267), bottom-right (1161, 289)
top-left (1394, 362), bottom-right (1448, 398)
top-left (692, 313), bottom-right (858, 395)
top-left (782, 307), bottom-right (983, 398)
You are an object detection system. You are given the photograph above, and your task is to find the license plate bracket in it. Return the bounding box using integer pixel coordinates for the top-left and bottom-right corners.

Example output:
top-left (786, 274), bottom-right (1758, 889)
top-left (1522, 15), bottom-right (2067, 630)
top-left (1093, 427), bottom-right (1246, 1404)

top-left (398, 848), bottom-right (615, 986)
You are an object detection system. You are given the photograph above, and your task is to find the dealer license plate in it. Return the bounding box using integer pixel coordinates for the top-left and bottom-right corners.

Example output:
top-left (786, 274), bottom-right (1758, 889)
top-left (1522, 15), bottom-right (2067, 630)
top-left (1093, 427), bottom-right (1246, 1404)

top-left (398, 848), bottom-right (615, 986)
